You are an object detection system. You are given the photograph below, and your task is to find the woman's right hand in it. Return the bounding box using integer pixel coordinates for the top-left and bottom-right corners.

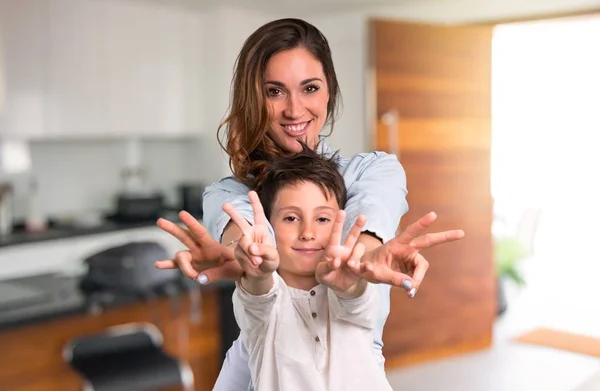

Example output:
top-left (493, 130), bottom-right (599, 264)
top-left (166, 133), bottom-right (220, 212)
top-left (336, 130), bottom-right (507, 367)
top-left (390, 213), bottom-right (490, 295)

top-left (154, 211), bottom-right (243, 284)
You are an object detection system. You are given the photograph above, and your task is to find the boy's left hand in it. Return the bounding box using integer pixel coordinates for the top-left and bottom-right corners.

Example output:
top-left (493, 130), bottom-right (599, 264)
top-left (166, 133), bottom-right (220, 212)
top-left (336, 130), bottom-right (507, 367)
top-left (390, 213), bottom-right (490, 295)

top-left (316, 211), bottom-right (369, 295)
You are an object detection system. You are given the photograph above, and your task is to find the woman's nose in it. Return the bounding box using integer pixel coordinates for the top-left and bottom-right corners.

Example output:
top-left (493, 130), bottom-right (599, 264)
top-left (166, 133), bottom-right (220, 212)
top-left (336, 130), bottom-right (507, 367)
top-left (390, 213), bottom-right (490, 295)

top-left (283, 94), bottom-right (304, 119)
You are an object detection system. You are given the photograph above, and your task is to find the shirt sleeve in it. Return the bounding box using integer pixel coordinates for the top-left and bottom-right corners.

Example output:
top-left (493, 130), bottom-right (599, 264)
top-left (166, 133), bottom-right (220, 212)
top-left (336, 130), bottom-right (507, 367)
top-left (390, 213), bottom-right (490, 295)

top-left (202, 176), bottom-right (275, 241)
top-left (212, 336), bottom-right (252, 391)
top-left (327, 283), bottom-right (379, 330)
top-left (232, 274), bottom-right (280, 353)
top-left (342, 152), bottom-right (408, 244)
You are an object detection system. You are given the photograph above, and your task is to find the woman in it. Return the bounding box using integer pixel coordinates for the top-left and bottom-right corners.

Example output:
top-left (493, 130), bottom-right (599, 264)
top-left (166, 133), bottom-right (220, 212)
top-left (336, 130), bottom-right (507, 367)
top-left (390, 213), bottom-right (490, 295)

top-left (155, 18), bottom-right (464, 391)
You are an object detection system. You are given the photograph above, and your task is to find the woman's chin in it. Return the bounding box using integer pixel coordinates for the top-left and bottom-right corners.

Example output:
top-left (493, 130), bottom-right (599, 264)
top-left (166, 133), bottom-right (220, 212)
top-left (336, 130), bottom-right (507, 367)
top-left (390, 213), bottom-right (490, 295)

top-left (287, 138), bottom-right (317, 152)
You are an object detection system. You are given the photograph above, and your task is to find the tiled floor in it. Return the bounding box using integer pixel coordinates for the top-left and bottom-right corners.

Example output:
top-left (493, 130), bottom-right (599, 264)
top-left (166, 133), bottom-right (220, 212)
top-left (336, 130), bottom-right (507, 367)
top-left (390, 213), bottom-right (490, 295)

top-left (386, 338), bottom-right (600, 391)
top-left (385, 207), bottom-right (600, 390)
top-left (385, 279), bottom-right (600, 391)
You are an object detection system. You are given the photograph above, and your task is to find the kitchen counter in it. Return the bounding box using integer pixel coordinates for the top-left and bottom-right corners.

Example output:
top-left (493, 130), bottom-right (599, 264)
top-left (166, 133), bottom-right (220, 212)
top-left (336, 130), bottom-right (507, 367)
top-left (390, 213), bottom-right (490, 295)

top-left (0, 271), bottom-right (238, 391)
top-left (0, 211), bottom-right (202, 249)
top-left (0, 287), bottom-right (224, 391)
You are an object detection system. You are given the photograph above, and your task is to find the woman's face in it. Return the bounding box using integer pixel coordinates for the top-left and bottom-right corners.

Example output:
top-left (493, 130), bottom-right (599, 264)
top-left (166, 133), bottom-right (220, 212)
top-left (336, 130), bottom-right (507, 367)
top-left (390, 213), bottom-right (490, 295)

top-left (264, 47), bottom-right (330, 153)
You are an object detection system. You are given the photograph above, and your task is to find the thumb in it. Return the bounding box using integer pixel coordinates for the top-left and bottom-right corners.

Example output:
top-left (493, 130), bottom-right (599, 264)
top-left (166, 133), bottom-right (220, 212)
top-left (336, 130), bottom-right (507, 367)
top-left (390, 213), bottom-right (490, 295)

top-left (250, 243), bottom-right (279, 262)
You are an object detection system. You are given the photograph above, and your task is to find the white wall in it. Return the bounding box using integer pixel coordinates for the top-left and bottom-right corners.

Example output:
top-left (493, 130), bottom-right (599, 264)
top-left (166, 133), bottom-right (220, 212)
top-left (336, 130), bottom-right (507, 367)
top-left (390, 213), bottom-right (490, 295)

top-left (1, 2), bottom-right (288, 221)
top-left (4, 0), bottom-right (599, 221)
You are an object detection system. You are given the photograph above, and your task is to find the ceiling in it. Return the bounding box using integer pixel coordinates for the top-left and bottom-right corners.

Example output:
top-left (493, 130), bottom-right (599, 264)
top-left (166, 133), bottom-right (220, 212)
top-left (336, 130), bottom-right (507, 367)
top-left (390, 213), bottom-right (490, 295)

top-left (123, 0), bottom-right (600, 22)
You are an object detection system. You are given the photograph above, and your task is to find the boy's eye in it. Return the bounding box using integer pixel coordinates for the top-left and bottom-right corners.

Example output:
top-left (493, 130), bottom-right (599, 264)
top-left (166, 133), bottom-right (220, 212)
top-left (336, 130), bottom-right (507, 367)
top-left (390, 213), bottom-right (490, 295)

top-left (283, 216), bottom-right (298, 222)
top-left (316, 217), bottom-right (331, 223)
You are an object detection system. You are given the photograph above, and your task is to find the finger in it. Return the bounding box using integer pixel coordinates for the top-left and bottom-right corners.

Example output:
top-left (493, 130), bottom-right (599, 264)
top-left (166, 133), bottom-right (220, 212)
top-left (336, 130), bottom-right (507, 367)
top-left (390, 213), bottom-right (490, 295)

top-left (346, 242), bottom-right (365, 267)
top-left (234, 244), bottom-right (259, 270)
top-left (178, 211), bottom-right (215, 246)
top-left (396, 211), bottom-right (438, 244)
top-left (344, 214), bottom-right (367, 250)
top-left (332, 257), bottom-right (341, 269)
top-left (154, 259), bottom-right (177, 269)
top-left (196, 261), bottom-right (244, 285)
top-left (410, 254), bottom-right (430, 290)
top-left (172, 251), bottom-right (200, 280)
top-left (319, 258), bottom-right (337, 274)
top-left (328, 210), bottom-right (346, 247)
top-left (249, 243), bottom-right (279, 262)
top-left (238, 236), bottom-right (262, 266)
top-left (410, 229), bottom-right (465, 250)
top-left (346, 243), bottom-right (366, 275)
top-left (222, 203), bottom-right (253, 236)
top-left (362, 265), bottom-right (412, 288)
top-left (359, 261), bottom-right (375, 274)
top-left (248, 191), bottom-right (269, 227)
top-left (156, 218), bottom-right (199, 252)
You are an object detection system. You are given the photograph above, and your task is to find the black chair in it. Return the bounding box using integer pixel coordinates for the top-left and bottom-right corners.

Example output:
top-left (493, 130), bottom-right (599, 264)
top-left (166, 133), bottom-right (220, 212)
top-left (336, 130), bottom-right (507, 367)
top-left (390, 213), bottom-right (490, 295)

top-left (63, 322), bottom-right (194, 391)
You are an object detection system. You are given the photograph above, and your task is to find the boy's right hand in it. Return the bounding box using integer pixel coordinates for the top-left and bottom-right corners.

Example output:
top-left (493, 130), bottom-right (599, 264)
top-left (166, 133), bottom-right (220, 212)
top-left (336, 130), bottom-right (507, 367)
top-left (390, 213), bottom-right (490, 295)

top-left (223, 191), bottom-right (279, 279)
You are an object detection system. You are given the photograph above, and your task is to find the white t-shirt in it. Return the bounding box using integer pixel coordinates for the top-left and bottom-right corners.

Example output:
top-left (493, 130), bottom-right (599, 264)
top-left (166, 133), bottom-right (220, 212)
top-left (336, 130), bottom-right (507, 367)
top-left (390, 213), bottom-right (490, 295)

top-left (233, 273), bottom-right (393, 391)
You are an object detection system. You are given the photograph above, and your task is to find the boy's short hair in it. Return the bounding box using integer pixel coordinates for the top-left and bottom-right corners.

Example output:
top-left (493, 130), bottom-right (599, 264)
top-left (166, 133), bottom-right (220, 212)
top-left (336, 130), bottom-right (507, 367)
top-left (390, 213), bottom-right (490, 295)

top-left (256, 143), bottom-right (347, 220)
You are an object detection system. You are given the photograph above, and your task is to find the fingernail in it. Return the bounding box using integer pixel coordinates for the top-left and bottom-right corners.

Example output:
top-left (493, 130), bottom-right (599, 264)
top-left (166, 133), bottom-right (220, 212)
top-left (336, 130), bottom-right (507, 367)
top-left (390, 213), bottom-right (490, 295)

top-left (196, 275), bottom-right (208, 285)
top-left (408, 288), bottom-right (417, 298)
top-left (402, 280), bottom-right (412, 290)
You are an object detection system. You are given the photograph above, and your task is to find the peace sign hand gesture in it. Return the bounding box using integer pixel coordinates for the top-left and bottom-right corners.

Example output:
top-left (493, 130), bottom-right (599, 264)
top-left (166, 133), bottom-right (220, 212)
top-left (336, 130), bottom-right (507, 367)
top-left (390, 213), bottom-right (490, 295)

top-left (154, 211), bottom-right (241, 284)
top-left (360, 211), bottom-right (465, 297)
top-left (222, 191), bottom-right (279, 285)
top-left (316, 211), bottom-right (370, 298)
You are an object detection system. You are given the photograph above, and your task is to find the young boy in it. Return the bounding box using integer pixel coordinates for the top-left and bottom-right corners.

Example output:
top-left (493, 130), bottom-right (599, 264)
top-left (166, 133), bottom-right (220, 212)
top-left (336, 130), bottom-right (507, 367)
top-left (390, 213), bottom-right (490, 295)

top-left (222, 147), bottom-right (393, 391)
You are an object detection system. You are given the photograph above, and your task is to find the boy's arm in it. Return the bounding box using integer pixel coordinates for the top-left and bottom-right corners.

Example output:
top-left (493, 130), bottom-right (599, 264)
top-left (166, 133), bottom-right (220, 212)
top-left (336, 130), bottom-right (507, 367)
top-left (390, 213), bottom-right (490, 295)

top-left (232, 274), bottom-right (281, 354)
top-left (328, 282), bottom-right (379, 330)
top-left (333, 278), bottom-right (368, 300)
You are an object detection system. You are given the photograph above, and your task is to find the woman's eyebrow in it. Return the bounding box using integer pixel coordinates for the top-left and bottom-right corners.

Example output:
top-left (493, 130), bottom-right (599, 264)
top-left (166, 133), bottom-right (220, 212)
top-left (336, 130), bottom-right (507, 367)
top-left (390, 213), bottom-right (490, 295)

top-left (264, 77), bottom-right (323, 86)
top-left (300, 77), bottom-right (323, 85)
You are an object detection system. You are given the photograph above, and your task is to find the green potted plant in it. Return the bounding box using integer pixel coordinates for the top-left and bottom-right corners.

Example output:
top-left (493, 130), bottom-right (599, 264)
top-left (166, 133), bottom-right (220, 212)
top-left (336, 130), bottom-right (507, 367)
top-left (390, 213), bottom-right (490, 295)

top-left (494, 236), bottom-right (529, 316)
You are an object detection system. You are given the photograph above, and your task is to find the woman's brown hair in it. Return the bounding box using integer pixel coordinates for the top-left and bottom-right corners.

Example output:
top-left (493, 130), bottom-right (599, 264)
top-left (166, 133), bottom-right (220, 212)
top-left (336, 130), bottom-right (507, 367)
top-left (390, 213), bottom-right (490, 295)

top-left (217, 18), bottom-right (341, 188)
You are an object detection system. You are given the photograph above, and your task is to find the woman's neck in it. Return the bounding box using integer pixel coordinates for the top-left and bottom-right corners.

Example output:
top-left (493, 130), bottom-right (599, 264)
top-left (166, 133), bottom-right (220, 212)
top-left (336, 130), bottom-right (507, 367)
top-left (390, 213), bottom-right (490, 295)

top-left (278, 270), bottom-right (319, 291)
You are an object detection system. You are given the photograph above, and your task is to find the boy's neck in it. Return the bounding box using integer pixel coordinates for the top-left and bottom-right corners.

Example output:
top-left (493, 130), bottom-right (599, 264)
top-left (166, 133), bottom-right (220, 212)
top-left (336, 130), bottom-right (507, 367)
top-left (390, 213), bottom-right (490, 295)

top-left (278, 270), bottom-right (319, 291)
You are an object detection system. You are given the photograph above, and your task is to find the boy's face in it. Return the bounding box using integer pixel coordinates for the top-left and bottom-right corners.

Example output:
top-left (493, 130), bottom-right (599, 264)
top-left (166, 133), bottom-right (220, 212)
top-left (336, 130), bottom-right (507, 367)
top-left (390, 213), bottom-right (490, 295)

top-left (270, 181), bottom-right (339, 280)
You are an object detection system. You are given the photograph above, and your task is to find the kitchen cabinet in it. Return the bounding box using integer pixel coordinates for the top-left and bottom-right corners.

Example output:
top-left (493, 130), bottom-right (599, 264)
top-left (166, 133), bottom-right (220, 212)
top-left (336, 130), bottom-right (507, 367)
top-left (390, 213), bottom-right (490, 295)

top-left (1, 0), bottom-right (205, 140)
top-left (0, 225), bottom-right (184, 280)
top-left (102, 2), bottom-right (204, 137)
top-left (0, 0), bottom-right (48, 139)
top-left (45, 0), bottom-right (109, 137)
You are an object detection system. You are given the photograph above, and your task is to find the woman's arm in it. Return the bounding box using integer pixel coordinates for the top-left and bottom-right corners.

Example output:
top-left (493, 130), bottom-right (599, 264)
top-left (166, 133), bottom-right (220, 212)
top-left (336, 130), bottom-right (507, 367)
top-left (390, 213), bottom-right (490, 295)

top-left (341, 152), bottom-right (408, 246)
top-left (203, 177), bottom-right (276, 243)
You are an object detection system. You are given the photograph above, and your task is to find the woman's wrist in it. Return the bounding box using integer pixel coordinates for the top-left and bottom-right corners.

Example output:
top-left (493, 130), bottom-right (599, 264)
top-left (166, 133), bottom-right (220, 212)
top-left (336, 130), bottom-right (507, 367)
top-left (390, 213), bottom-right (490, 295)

top-left (357, 231), bottom-right (383, 252)
top-left (221, 220), bottom-right (243, 245)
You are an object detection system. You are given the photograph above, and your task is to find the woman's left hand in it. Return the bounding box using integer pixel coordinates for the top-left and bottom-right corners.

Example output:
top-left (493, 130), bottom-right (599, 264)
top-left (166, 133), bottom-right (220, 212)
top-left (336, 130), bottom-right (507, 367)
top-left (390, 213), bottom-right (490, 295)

top-left (360, 211), bottom-right (464, 297)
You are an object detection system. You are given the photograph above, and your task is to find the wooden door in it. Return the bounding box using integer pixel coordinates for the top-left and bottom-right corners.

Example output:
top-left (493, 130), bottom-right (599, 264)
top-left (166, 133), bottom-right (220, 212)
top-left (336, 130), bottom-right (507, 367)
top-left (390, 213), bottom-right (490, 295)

top-left (369, 19), bottom-right (495, 368)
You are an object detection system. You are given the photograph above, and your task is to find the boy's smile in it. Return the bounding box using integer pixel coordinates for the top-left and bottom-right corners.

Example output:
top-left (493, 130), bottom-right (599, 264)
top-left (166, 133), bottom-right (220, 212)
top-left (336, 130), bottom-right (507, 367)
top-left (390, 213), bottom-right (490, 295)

top-left (270, 181), bottom-right (339, 290)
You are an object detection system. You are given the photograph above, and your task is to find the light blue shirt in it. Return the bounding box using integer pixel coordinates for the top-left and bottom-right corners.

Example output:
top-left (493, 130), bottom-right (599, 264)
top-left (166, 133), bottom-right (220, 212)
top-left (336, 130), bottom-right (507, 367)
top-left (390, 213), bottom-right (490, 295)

top-left (204, 141), bottom-right (408, 391)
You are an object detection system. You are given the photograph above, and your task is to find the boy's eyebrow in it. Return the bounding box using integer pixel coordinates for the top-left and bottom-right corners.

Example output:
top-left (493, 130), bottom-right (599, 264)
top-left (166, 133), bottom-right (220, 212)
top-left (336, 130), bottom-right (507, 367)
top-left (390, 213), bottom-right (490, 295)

top-left (276, 205), bottom-right (337, 213)
top-left (315, 206), bottom-right (336, 212)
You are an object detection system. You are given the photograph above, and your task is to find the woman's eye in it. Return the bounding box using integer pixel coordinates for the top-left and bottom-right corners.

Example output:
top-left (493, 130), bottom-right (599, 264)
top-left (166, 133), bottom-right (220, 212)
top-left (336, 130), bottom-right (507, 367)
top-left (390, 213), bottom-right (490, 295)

top-left (305, 84), bottom-right (320, 93)
top-left (267, 88), bottom-right (283, 97)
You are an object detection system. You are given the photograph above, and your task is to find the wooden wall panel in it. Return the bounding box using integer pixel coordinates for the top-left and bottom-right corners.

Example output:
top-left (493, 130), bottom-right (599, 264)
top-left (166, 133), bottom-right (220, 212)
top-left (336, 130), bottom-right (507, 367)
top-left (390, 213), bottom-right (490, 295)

top-left (370, 19), bottom-right (495, 368)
